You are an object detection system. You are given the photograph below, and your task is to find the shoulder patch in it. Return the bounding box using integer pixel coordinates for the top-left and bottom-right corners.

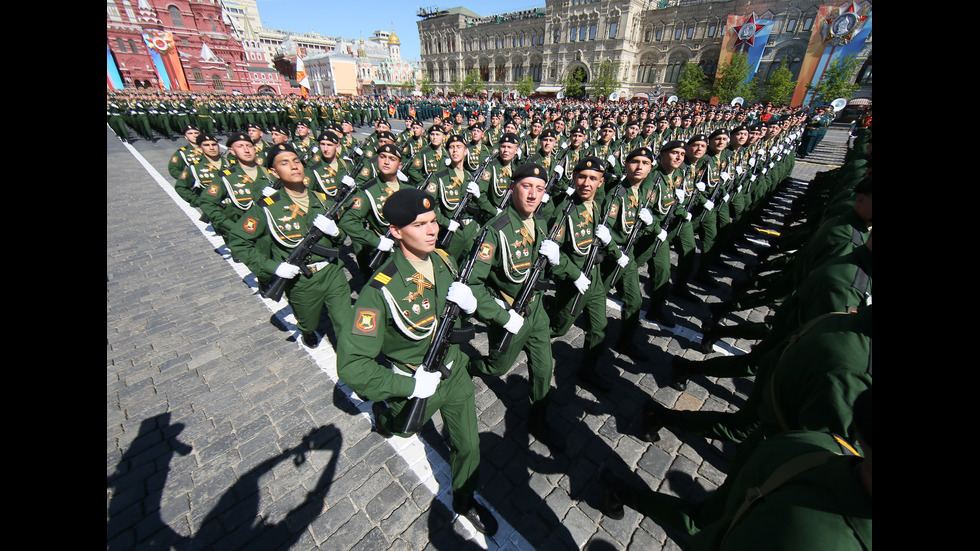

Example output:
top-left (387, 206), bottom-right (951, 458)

top-left (171, 156), bottom-right (179, 163)
top-left (353, 308), bottom-right (381, 336)
top-left (609, 204), bottom-right (619, 217)
top-left (179, 170), bottom-right (187, 179)
top-left (413, 158), bottom-right (422, 167)
top-left (242, 217), bottom-right (258, 233)
top-left (482, 170), bottom-right (491, 181)
top-left (361, 167), bottom-right (370, 177)
top-left (352, 197), bottom-right (362, 209)
top-left (207, 183), bottom-right (220, 195)
top-left (426, 182), bottom-right (437, 194)
top-left (477, 242), bottom-right (495, 262)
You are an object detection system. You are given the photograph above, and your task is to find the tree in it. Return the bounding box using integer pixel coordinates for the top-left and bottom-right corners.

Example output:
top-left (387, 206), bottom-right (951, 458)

top-left (452, 70), bottom-right (482, 96)
top-left (676, 62), bottom-right (707, 101)
top-left (712, 52), bottom-right (754, 104)
top-left (590, 60), bottom-right (620, 99)
top-left (419, 77), bottom-right (435, 95)
top-left (517, 75), bottom-right (535, 98)
top-left (806, 54), bottom-right (861, 104)
top-left (761, 58), bottom-right (796, 106)
top-left (563, 67), bottom-right (587, 98)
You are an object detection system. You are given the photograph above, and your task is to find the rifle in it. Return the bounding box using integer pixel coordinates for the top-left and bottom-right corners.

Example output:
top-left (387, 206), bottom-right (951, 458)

top-left (439, 152), bottom-right (498, 248)
top-left (568, 190), bottom-right (618, 314)
top-left (401, 224), bottom-right (491, 434)
top-left (698, 163), bottom-right (725, 224)
top-left (261, 177), bottom-right (360, 302)
top-left (607, 172), bottom-right (660, 288)
top-left (671, 166), bottom-right (708, 239)
top-left (495, 196), bottom-right (576, 354)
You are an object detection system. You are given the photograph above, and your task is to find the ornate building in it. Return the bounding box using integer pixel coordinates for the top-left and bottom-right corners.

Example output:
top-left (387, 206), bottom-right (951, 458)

top-left (107, 0), bottom-right (253, 91)
top-left (417, 0), bottom-right (872, 102)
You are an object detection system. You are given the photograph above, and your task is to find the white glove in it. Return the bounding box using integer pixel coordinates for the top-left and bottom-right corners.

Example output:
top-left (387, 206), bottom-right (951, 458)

top-left (313, 214), bottom-right (340, 236)
top-left (262, 186), bottom-right (277, 197)
top-left (341, 174), bottom-right (356, 187)
top-left (467, 181), bottom-right (481, 198)
top-left (445, 157), bottom-right (452, 166)
top-left (607, 154), bottom-right (617, 167)
top-left (408, 368), bottom-right (441, 399)
top-left (495, 208), bottom-right (503, 215)
top-left (192, 180), bottom-right (203, 190)
top-left (540, 239), bottom-right (560, 266)
top-left (638, 208), bottom-right (653, 225)
top-left (722, 193), bottom-right (730, 202)
top-left (354, 147), bottom-right (363, 156)
top-left (657, 229), bottom-right (668, 242)
top-left (675, 188), bottom-right (687, 203)
top-left (617, 254), bottom-right (630, 268)
top-left (750, 175), bottom-right (758, 182)
top-left (554, 164), bottom-right (564, 176)
top-left (737, 185), bottom-right (744, 193)
top-left (736, 166), bottom-right (745, 175)
top-left (541, 192), bottom-right (551, 204)
top-left (720, 171), bottom-right (731, 182)
top-left (685, 212), bottom-right (692, 221)
top-left (377, 236), bottom-right (394, 251)
top-left (447, 220), bottom-right (460, 232)
top-left (447, 282), bottom-right (477, 314)
top-left (704, 200), bottom-right (714, 211)
top-left (574, 273), bottom-right (591, 294)
top-left (595, 224), bottom-right (612, 245)
top-left (396, 170), bottom-right (409, 182)
top-left (503, 309), bottom-right (524, 334)
top-left (749, 157), bottom-right (757, 166)
top-left (275, 262), bottom-right (301, 279)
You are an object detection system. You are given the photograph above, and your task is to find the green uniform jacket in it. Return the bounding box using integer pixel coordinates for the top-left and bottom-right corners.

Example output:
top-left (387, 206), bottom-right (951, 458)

top-left (198, 162), bottom-right (273, 236)
top-left (169, 145), bottom-right (203, 180)
top-left (339, 178), bottom-right (397, 250)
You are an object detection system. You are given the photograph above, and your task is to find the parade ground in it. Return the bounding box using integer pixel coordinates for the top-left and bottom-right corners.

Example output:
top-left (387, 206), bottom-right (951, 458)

top-left (108, 121), bottom-right (849, 550)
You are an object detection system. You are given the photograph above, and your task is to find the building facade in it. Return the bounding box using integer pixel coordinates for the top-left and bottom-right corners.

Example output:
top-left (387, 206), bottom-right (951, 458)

top-left (417, 0), bottom-right (872, 102)
top-left (107, 0), bottom-right (253, 92)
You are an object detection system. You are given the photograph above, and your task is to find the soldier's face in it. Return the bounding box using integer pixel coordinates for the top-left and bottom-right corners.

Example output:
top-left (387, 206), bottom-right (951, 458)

top-left (377, 151), bottom-right (401, 177)
top-left (499, 142), bottom-right (518, 162)
top-left (709, 135), bottom-right (729, 153)
top-left (295, 125), bottom-right (309, 137)
top-left (412, 125), bottom-right (423, 137)
top-left (734, 130), bottom-right (749, 146)
top-left (511, 176), bottom-right (547, 218)
top-left (660, 148), bottom-right (686, 171)
top-left (320, 140), bottom-right (338, 159)
top-left (200, 140), bottom-right (220, 159)
top-left (601, 128), bottom-right (615, 142)
top-left (686, 141), bottom-right (707, 161)
top-left (342, 122), bottom-right (353, 133)
top-left (574, 169), bottom-right (603, 201)
top-left (626, 157), bottom-right (652, 184)
top-left (230, 141), bottom-right (256, 164)
top-left (430, 132), bottom-right (445, 147)
top-left (247, 128), bottom-right (263, 141)
top-left (657, 120), bottom-right (669, 131)
top-left (570, 133), bottom-right (585, 147)
top-left (185, 129), bottom-right (200, 145)
top-left (391, 210), bottom-right (438, 261)
top-left (448, 142), bottom-right (466, 163)
top-left (627, 125), bottom-right (640, 139)
top-left (541, 137), bottom-right (556, 153)
top-left (471, 128), bottom-right (484, 142)
top-left (270, 152), bottom-right (305, 185)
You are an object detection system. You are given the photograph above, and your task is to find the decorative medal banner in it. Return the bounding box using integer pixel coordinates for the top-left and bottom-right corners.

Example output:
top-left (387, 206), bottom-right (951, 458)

top-left (797, 2), bottom-right (871, 105)
top-left (143, 32), bottom-right (189, 90)
top-left (719, 12), bottom-right (775, 77)
top-left (107, 46), bottom-right (124, 90)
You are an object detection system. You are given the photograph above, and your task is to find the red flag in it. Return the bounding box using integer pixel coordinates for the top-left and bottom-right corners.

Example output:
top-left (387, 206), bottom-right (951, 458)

top-left (388, 105), bottom-right (396, 117)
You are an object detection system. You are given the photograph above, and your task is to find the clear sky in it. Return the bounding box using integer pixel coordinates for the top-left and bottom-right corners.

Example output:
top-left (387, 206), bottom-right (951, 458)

top-left (255, 0), bottom-right (545, 60)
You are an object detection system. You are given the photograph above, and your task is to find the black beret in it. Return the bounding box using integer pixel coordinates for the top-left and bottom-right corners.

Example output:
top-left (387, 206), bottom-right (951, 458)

top-left (511, 163), bottom-right (547, 183)
top-left (317, 130), bottom-right (341, 144)
top-left (377, 131), bottom-right (397, 142)
top-left (625, 147), bottom-right (654, 163)
top-left (226, 132), bottom-right (251, 147)
top-left (687, 134), bottom-right (709, 145)
top-left (265, 143), bottom-right (299, 168)
top-left (570, 126), bottom-right (587, 136)
top-left (709, 129), bottom-right (729, 139)
top-left (447, 134), bottom-right (466, 146)
top-left (377, 143), bottom-right (403, 159)
top-left (574, 156), bottom-right (606, 173)
top-left (660, 140), bottom-right (686, 153)
top-left (268, 125), bottom-right (287, 135)
top-left (427, 125), bottom-right (445, 135)
top-left (246, 123), bottom-right (262, 131)
top-left (182, 124), bottom-right (199, 134)
top-left (384, 188), bottom-right (436, 227)
top-left (196, 133), bottom-right (218, 145)
top-left (500, 133), bottom-right (520, 145)
top-left (540, 129), bottom-right (557, 139)
top-left (295, 119), bottom-right (311, 128)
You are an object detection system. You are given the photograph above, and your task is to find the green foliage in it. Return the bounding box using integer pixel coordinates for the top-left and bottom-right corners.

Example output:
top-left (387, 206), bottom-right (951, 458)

top-left (712, 52), bottom-right (754, 104)
top-left (676, 62), bottom-right (707, 101)
top-left (452, 70), bottom-right (482, 96)
top-left (419, 77), bottom-right (435, 95)
top-left (517, 75), bottom-right (535, 97)
top-left (761, 58), bottom-right (797, 106)
top-left (806, 54), bottom-right (861, 104)
top-left (590, 60), bottom-right (620, 99)
top-left (563, 67), bottom-right (587, 98)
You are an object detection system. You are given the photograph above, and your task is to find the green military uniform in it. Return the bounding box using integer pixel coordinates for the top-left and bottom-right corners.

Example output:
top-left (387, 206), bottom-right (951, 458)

top-left (405, 144), bottom-right (447, 186)
top-left (468, 204), bottom-right (573, 404)
top-left (175, 156), bottom-right (225, 208)
top-left (169, 145), bottom-right (204, 181)
top-left (198, 161), bottom-right (273, 237)
top-left (338, 178), bottom-right (399, 272)
top-left (476, 158), bottom-right (518, 222)
top-left (337, 249), bottom-right (480, 496)
top-left (226, 189), bottom-right (352, 335)
top-left (422, 166), bottom-right (479, 263)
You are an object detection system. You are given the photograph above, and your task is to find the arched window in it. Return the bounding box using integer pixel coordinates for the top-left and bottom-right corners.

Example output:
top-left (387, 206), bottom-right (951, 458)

top-left (168, 6), bottom-right (184, 28)
top-left (192, 67), bottom-right (205, 84)
top-left (665, 54), bottom-right (686, 83)
top-left (212, 75), bottom-right (224, 90)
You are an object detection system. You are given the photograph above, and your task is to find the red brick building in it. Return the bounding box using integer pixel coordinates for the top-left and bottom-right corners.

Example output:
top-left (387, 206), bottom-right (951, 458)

top-left (107, 0), bottom-right (254, 92)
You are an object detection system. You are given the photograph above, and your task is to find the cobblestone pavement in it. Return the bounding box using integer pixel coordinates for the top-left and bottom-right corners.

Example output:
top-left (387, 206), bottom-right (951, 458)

top-left (108, 122), bottom-right (851, 550)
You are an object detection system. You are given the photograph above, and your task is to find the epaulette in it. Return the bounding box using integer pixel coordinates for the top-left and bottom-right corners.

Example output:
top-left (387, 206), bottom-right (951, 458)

top-left (491, 215), bottom-right (511, 231)
top-left (314, 191), bottom-right (327, 202)
top-left (262, 192), bottom-right (281, 205)
top-left (369, 260), bottom-right (399, 290)
top-left (223, 169), bottom-right (233, 176)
